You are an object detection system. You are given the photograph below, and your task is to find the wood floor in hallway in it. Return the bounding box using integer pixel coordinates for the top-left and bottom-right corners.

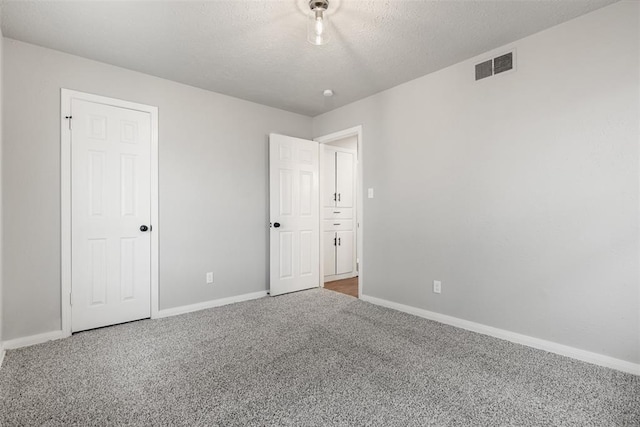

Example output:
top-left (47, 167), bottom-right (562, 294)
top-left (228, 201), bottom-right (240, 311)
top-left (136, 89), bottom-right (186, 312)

top-left (324, 277), bottom-right (358, 298)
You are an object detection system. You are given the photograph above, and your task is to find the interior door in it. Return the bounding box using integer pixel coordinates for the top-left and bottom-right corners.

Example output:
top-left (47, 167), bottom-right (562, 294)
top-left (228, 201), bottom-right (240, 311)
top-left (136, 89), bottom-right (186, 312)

top-left (336, 151), bottom-right (353, 208)
top-left (269, 134), bottom-right (320, 296)
top-left (71, 99), bottom-right (152, 332)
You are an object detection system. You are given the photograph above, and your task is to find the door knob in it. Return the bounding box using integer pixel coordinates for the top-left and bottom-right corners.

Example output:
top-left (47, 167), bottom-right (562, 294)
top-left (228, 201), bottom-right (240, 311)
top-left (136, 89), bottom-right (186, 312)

top-left (140, 225), bottom-right (149, 232)
top-left (273, 222), bottom-right (281, 228)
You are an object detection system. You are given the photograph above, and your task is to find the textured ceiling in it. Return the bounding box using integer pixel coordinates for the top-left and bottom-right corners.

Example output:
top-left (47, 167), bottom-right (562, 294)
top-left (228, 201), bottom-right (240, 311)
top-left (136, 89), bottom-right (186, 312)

top-left (0, 0), bottom-right (619, 117)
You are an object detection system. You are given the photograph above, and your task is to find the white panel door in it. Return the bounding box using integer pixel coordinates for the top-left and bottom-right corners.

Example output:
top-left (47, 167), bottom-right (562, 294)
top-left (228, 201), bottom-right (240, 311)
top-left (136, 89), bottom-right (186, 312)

top-left (324, 231), bottom-right (336, 276)
top-left (336, 230), bottom-right (354, 275)
top-left (269, 134), bottom-right (319, 296)
top-left (323, 149), bottom-right (336, 207)
top-left (71, 99), bottom-right (151, 332)
top-left (336, 151), bottom-right (354, 208)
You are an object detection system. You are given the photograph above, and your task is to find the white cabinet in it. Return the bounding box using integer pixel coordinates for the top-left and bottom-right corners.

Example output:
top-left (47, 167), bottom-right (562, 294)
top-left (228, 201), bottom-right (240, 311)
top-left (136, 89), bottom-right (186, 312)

top-left (324, 229), bottom-right (354, 276)
top-left (323, 146), bottom-right (357, 281)
top-left (335, 151), bottom-right (354, 208)
top-left (324, 150), bottom-right (354, 209)
top-left (335, 230), bottom-right (354, 274)
top-left (323, 151), bottom-right (337, 208)
top-left (324, 231), bottom-right (336, 275)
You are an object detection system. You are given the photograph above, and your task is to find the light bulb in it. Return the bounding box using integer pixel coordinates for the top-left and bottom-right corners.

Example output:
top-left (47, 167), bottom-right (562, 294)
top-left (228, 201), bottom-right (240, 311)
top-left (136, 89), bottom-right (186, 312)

top-left (308, 1), bottom-right (330, 45)
top-left (315, 15), bottom-right (324, 36)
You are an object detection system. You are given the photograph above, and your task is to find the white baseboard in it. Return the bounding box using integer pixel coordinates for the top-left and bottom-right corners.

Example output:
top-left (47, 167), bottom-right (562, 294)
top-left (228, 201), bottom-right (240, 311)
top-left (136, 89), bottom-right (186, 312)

top-left (1, 292), bottom-right (268, 351)
top-left (155, 290), bottom-right (268, 319)
top-left (2, 330), bottom-right (66, 351)
top-left (360, 294), bottom-right (640, 376)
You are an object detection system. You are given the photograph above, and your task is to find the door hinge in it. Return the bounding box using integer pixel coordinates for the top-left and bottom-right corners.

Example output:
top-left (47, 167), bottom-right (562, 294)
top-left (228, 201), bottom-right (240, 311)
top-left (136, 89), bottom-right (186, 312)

top-left (65, 115), bottom-right (73, 130)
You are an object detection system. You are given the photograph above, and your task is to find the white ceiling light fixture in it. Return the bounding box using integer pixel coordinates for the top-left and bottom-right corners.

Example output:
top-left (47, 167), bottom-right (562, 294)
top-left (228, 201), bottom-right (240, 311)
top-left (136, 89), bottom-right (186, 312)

top-left (308, 0), bottom-right (330, 46)
top-left (323, 89), bottom-right (334, 97)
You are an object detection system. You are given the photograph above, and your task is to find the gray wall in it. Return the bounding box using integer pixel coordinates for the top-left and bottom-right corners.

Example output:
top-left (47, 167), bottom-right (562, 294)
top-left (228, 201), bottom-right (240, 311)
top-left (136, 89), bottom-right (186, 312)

top-left (2, 39), bottom-right (311, 340)
top-left (313, 1), bottom-right (640, 364)
top-left (0, 26), bottom-right (3, 345)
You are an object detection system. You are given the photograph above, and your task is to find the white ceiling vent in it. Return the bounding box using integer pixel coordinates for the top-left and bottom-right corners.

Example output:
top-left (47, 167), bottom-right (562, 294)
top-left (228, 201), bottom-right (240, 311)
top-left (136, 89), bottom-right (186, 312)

top-left (475, 50), bottom-right (515, 81)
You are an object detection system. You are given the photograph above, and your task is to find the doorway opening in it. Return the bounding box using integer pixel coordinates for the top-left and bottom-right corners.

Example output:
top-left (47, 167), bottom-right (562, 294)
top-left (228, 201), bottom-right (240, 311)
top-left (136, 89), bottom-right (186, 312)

top-left (316, 126), bottom-right (363, 299)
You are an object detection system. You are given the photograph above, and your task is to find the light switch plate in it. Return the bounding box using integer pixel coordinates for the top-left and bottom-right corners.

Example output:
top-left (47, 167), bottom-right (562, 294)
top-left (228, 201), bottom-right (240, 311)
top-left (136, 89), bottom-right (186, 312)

top-left (367, 188), bottom-right (374, 199)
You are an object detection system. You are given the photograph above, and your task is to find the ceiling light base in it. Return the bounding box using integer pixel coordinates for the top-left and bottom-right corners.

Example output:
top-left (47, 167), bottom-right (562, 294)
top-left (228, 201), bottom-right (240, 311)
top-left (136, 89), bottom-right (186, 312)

top-left (309, 0), bottom-right (329, 11)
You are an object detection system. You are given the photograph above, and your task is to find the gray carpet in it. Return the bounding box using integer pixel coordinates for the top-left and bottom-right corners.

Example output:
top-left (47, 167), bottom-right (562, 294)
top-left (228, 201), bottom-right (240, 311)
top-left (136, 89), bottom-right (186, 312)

top-left (0, 289), bottom-right (638, 426)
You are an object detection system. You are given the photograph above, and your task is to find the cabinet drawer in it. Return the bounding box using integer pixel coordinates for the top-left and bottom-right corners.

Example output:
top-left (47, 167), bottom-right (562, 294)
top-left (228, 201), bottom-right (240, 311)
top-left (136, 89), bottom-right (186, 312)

top-left (324, 220), bottom-right (353, 231)
top-left (323, 208), bottom-right (353, 219)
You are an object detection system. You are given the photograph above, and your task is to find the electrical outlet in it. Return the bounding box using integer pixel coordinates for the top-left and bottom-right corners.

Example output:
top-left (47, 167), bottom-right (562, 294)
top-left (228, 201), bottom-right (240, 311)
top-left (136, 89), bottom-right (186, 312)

top-left (206, 272), bottom-right (214, 284)
top-left (433, 280), bottom-right (442, 294)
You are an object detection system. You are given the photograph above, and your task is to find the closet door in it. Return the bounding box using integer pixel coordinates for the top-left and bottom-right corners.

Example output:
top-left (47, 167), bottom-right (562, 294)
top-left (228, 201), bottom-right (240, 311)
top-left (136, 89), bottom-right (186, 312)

top-left (323, 150), bottom-right (337, 207)
top-left (324, 231), bottom-right (336, 276)
top-left (336, 230), bottom-right (354, 275)
top-left (336, 151), bottom-right (353, 208)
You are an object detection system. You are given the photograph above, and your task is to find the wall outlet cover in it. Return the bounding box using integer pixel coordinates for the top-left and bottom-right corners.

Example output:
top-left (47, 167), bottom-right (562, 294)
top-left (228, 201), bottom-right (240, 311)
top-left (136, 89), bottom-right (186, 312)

top-left (206, 272), bottom-right (214, 284)
top-left (433, 280), bottom-right (442, 294)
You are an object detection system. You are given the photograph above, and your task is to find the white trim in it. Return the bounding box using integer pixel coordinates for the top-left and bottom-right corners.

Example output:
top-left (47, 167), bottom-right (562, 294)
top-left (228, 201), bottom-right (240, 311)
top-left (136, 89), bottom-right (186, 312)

top-left (155, 291), bottom-right (268, 319)
top-left (1, 292), bottom-right (267, 350)
top-left (361, 294), bottom-right (640, 376)
top-left (60, 89), bottom-right (160, 336)
top-left (0, 347), bottom-right (5, 368)
top-left (314, 126), bottom-right (364, 298)
top-left (149, 100), bottom-right (160, 320)
top-left (2, 330), bottom-right (66, 350)
top-left (318, 143), bottom-right (327, 287)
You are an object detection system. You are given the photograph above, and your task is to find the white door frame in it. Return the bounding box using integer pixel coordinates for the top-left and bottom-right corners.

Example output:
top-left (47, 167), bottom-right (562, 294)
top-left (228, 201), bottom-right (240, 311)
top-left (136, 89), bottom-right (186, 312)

top-left (60, 88), bottom-right (159, 337)
top-left (315, 126), bottom-right (364, 298)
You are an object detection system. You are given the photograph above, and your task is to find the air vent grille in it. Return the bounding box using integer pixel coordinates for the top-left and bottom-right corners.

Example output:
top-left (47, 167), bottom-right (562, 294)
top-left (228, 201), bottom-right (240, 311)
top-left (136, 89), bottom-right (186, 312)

top-left (475, 60), bottom-right (493, 81)
top-left (475, 51), bottom-right (515, 81)
top-left (494, 52), bottom-right (513, 74)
